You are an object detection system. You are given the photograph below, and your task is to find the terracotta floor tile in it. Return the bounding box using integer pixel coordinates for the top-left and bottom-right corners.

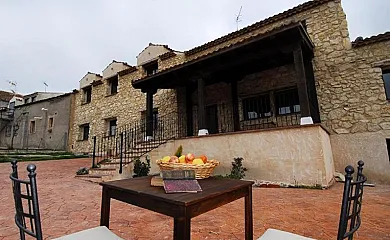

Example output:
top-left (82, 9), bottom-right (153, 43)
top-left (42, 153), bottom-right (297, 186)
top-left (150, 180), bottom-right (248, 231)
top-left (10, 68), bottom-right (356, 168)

top-left (0, 158), bottom-right (389, 240)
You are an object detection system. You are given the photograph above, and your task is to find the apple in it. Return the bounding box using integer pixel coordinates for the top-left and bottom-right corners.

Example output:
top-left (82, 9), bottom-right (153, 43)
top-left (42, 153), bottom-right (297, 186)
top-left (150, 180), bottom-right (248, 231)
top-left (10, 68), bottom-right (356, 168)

top-left (185, 153), bottom-right (195, 163)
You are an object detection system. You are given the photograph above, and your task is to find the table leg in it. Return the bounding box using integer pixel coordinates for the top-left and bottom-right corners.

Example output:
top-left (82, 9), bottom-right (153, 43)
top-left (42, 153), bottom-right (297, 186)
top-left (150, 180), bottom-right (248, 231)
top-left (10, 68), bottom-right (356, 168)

top-left (100, 186), bottom-right (111, 228)
top-left (174, 216), bottom-right (191, 240)
top-left (245, 185), bottom-right (253, 240)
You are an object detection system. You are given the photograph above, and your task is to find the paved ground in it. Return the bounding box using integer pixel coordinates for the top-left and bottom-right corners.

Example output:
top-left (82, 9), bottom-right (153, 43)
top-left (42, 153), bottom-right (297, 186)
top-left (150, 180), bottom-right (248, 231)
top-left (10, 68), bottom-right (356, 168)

top-left (0, 158), bottom-right (389, 240)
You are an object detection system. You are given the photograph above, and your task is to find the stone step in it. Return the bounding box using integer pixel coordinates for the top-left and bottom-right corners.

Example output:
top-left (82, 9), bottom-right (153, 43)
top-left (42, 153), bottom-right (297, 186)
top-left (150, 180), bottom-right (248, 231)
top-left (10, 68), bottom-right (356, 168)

top-left (89, 168), bottom-right (117, 175)
top-left (99, 163), bottom-right (120, 169)
top-left (75, 173), bottom-right (109, 183)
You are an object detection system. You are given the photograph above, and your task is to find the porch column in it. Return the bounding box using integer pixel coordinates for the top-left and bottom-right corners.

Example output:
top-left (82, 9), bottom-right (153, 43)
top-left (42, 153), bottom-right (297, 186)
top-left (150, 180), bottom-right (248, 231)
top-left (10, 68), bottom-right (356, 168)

top-left (293, 44), bottom-right (310, 118)
top-left (197, 78), bottom-right (207, 132)
top-left (231, 80), bottom-right (240, 131)
top-left (186, 86), bottom-right (194, 136)
top-left (146, 89), bottom-right (157, 139)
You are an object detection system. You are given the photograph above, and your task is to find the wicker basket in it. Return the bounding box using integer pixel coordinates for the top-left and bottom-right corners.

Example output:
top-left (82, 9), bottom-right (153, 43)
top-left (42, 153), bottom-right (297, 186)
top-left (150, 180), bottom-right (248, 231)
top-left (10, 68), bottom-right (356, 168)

top-left (156, 159), bottom-right (220, 179)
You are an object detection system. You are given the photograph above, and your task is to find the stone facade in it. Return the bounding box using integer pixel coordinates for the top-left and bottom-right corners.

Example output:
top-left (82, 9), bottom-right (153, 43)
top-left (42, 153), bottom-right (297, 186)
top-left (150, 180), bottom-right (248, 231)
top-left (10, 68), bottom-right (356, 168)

top-left (70, 0), bottom-right (390, 182)
top-left (0, 93), bottom-right (73, 150)
top-left (70, 60), bottom-right (178, 153)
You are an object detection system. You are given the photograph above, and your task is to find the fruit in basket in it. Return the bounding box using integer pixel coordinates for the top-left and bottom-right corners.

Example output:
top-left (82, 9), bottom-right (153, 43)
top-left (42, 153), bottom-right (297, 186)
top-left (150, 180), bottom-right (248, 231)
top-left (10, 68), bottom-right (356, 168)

top-left (193, 158), bottom-right (204, 165)
top-left (199, 155), bottom-right (208, 164)
top-left (179, 155), bottom-right (186, 163)
top-left (185, 153), bottom-right (195, 163)
top-left (169, 156), bottom-right (179, 163)
top-left (161, 156), bottom-right (170, 163)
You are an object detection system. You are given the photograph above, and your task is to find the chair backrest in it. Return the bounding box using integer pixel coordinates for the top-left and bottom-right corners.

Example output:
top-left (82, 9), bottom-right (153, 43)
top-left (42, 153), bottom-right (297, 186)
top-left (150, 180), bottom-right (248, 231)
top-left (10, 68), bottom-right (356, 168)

top-left (10, 160), bottom-right (43, 240)
top-left (337, 160), bottom-right (367, 240)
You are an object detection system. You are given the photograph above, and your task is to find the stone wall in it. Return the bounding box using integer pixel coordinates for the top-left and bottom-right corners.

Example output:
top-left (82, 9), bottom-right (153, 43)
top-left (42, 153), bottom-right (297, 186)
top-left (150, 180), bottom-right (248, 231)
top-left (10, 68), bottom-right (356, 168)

top-left (1, 94), bottom-right (72, 150)
top-left (70, 68), bottom-right (178, 153)
top-left (148, 125), bottom-right (334, 187)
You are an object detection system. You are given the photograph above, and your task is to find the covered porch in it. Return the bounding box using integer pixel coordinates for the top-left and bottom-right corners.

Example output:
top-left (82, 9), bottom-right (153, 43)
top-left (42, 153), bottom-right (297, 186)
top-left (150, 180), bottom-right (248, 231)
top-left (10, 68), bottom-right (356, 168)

top-left (133, 22), bottom-right (320, 138)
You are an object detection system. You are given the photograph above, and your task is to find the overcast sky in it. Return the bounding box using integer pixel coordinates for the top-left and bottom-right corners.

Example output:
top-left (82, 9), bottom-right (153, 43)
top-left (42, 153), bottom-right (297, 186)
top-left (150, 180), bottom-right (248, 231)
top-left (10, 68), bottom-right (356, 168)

top-left (0, 0), bottom-right (389, 95)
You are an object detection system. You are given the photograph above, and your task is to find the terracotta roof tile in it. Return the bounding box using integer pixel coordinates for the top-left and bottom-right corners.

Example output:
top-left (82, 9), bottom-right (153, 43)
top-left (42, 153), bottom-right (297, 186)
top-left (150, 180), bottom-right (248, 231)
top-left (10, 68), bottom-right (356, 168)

top-left (185, 0), bottom-right (334, 56)
top-left (352, 32), bottom-right (390, 48)
top-left (132, 21), bottom-right (301, 85)
top-left (112, 60), bottom-right (132, 68)
top-left (118, 66), bottom-right (138, 76)
top-left (0, 90), bottom-right (21, 102)
top-left (91, 79), bottom-right (103, 87)
top-left (159, 51), bottom-right (177, 60)
top-left (87, 72), bottom-right (102, 78)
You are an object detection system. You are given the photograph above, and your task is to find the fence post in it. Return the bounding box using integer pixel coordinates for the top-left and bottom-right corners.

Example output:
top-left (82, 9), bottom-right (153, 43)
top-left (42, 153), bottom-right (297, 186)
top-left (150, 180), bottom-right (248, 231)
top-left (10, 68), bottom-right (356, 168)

top-left (119, 132), bottom-right (124, 174)
top-left (92, 136), bottom-right (96, 168)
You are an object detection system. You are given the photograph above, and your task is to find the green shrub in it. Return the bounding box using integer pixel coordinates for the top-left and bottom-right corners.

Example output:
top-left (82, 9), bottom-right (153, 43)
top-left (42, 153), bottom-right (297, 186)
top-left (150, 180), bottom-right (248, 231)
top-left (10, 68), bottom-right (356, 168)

top-left (215, 157), bottom-right (247, 179)
top-left (133, 155), bottom-right (151, 177)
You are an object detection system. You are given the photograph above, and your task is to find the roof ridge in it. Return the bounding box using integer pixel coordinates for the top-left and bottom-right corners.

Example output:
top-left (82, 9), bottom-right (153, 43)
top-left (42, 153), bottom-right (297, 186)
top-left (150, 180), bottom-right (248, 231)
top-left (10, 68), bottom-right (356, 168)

top-left (352, 31), bottom-right (390, 48)
top-left (185, 0), bottom-right (334, 56)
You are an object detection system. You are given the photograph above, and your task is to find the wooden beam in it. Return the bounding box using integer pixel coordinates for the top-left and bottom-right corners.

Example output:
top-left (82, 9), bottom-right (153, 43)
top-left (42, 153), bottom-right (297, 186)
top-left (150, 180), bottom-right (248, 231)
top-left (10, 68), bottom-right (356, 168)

top-left (231, 80), bottom-right (240, 131)
top-left (186, 86), bottom-right (194, 136)
top-left (197, 78), bottom-right (206, 131)
top-left (146, 89), bottom-right (157, 138)
top-left (293, 44), bottom-right (310, 118)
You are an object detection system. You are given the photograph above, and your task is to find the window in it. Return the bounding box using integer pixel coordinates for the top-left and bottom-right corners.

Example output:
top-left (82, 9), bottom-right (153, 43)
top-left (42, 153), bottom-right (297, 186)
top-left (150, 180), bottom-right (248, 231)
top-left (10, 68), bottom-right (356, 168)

top-left (382, 70), bottom-right (390, 100)
top-left (83, 86), bottom-right (92, 103)
top-left (275, 88), bottom-right (300, 115)
top-left (25, 98), bottom-right (30, 104)
top-left (108, 76), bottom-right (118, 95)
top-left (29, 120), bottom-right (36, 134)
top-left (143, 61), bottom-right (158, 76)
top-left (5, 125), bottom-right (12, 137)
top-left (108, 119), bottom-right (117, 136)
top-left (48, 116), bottom-right (54, 129)
top-left (80, 124), bottom-right (90, 140)
top-left (31, 96), bottom-right (36, 102)
top-left (242, 94), bottom-right (271, 120)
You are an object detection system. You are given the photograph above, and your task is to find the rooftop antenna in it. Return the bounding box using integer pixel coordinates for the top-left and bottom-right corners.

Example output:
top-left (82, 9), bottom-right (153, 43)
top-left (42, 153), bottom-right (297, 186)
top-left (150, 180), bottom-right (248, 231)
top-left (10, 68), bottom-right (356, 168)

top-left (43, 81), bottom-right (48, 92)
top-left (236, 6), bottom-right (243, 31)
top-left (7, 80), bottom-right (17, 94)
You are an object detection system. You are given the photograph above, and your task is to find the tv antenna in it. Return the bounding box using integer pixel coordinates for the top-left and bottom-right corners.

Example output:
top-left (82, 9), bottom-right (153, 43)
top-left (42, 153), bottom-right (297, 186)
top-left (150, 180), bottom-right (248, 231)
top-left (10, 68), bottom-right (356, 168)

top-left (43, 81), bottom-right (48, 92)
top-left (7, 80), bottom-right (17, 93)
top-left (236, 6), bottom-right (243, 31)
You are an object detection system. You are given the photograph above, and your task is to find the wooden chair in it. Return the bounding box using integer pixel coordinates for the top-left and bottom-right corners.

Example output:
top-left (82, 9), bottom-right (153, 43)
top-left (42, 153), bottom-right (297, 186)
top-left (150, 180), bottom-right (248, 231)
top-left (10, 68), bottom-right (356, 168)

top-left (9, 160), bottom-right (123, 240)
top-left (257, 161), bottom-right (367, 240)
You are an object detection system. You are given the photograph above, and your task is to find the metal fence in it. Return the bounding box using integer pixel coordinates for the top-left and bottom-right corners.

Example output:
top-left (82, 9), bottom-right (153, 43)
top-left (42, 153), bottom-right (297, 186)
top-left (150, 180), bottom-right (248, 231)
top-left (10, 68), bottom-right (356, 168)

top-left (92, 112), bottom-right (187, 173)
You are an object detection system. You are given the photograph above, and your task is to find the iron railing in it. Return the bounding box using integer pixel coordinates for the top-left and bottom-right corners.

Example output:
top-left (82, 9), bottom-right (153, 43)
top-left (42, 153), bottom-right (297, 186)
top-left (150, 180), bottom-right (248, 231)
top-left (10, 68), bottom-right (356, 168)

top-left (92, 112), bottom-right (187, 172)
top-left (92, 102), bottom-right (301, 173)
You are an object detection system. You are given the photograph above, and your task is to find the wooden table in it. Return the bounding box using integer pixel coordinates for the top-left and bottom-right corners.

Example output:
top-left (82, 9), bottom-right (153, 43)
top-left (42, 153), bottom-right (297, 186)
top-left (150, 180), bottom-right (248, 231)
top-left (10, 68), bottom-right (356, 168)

top-left (100, 176), bottom-right (253, 240)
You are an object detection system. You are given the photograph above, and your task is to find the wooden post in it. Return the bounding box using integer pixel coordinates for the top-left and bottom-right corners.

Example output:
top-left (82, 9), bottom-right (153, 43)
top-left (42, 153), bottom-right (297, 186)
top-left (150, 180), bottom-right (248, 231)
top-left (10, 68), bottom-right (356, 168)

top-left (146, 89), bottom-right (156, 139)
top-left (197, 78), bottom-right (207, 131)
top-left (231, 80), bottom-right (240, 131)
top-left (293, 44), bottom-right (310, 118)
top-left (186, 86), bottom-right (193, 136)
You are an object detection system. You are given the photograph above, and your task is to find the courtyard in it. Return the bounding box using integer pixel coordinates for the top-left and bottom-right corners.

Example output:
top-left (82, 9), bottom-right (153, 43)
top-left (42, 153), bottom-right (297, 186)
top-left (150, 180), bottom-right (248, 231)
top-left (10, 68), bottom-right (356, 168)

top-left (0, 158), bottom-right (389, 240)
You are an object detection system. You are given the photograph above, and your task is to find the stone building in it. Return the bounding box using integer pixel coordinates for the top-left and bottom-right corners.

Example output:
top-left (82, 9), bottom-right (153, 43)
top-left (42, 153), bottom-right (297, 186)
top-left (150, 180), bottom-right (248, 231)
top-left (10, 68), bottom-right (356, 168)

top-left (70, 0), bottom-right (390, 184)
top-left (0, 92), bottom-right (74, 150)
